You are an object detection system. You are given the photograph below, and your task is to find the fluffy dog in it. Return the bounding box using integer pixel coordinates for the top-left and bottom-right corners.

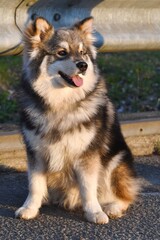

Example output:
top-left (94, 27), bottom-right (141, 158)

top-left (15, 17), bottom-right (140, 224)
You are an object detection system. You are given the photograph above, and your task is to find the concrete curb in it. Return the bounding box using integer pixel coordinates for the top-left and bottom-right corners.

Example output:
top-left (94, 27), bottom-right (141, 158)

top-left (0, 120), bottom-right (160, 172)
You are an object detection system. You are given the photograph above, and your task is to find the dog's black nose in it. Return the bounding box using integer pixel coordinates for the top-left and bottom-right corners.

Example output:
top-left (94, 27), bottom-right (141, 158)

top-left (76, 61), bottom-right (88, 72)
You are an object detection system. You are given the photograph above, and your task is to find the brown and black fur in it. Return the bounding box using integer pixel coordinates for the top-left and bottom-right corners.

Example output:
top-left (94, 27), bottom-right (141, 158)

top-left (15, 17), bottom-right (140, 224)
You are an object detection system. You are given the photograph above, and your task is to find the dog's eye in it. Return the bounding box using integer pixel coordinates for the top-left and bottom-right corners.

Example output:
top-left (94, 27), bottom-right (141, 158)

top-left (57, 50), bottom-right (68, 57)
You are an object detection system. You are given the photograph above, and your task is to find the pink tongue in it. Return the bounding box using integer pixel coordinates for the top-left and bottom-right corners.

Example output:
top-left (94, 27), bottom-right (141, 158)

top-left (71, 75), bottom-right (83, 87)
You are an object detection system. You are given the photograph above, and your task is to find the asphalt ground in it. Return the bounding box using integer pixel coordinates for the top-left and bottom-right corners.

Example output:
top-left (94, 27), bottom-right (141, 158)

top-left (0, 156), bottom-right (160, 240)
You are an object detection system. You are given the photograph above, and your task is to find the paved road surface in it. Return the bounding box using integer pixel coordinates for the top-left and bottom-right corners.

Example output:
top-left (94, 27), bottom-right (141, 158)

top-left (0, 156), bottom-right (160, 240)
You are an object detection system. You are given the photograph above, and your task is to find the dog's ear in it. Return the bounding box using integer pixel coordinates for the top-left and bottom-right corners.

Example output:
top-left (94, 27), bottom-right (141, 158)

top-left (75, 17), bottom-right (95, 44)
top-left (24, 17), bottom-right (54, 45)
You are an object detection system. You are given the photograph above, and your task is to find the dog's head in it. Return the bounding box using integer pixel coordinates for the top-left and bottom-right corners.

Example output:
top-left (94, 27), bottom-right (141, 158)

top-left (23, 17), bottom-right (98, 106)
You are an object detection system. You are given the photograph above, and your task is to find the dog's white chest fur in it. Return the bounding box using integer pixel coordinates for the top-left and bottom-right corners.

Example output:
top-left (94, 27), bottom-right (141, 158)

top-left (48, 125), bottom-right (96, 171)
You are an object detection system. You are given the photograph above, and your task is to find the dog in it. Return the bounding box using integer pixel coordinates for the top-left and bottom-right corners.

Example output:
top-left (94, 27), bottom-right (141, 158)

top-left (15, 16), bottom-right (140, 224)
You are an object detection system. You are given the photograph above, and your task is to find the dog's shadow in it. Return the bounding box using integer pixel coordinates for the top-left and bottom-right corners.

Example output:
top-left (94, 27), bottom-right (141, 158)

top-left (0, 168), bottom-right (27, 218)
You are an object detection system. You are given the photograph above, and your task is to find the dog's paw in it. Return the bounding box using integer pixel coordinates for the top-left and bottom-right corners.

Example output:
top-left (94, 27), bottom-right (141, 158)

top-left (15, 207), bottom-right (39, 220)
top-left (84, 211), bottom-right (109, 224)
top-left (103, 202), bottom-right (126, 219)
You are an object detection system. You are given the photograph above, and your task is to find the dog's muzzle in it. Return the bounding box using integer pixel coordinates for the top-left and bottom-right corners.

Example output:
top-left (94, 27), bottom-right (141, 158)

top-left (76, 61), bottom-right (88, 73)
top-left (58, 61), bottom-right (87, 87)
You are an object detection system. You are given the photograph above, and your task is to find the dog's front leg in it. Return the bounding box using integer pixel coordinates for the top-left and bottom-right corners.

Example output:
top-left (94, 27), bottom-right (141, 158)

top-left (75, 157), bottom-right (109, 224)
top-left (15, 155), bottom-right (48, 220)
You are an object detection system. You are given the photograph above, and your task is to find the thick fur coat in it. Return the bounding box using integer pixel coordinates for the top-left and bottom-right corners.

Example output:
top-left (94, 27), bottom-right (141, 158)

top-left (15, 17), bottom-right (140, 224)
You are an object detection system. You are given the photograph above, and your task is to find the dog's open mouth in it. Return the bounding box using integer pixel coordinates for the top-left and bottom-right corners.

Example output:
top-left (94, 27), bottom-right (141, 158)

top-left (58, 71), bottom-right (83, 87)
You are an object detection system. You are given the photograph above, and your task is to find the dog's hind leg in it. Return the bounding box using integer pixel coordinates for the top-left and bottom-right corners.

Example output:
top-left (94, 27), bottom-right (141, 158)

top-left (103, 159), bottom-right (140, 219)
top-left (15, 154), bottom-right (48, 220)
top-left (75, 155), bottom-right (109, 224)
